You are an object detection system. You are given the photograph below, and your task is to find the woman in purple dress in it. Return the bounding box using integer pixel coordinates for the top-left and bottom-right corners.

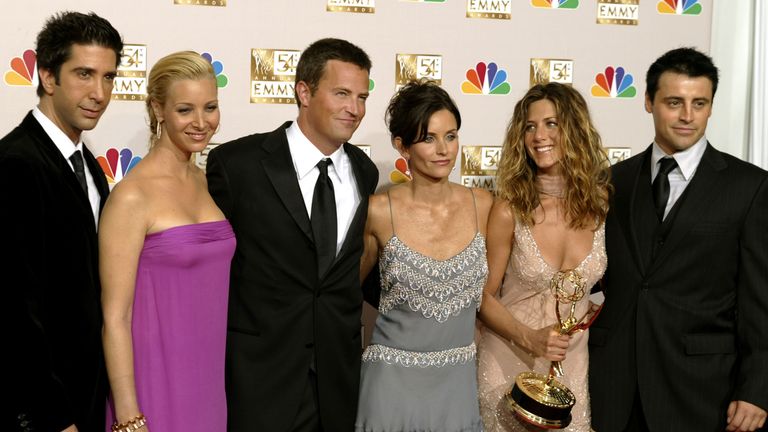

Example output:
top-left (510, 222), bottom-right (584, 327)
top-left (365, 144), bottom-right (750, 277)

top-left (100, 51), bottom-right (234, 432)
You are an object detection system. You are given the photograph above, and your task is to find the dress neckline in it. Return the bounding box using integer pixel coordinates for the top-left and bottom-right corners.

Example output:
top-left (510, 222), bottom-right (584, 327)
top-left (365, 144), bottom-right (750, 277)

top-left (146, 220), bottom-right (230, 237)
top-left (384, 232), bottom-right (484, 263)
top-left (519, 222), bottom-right (598, 274)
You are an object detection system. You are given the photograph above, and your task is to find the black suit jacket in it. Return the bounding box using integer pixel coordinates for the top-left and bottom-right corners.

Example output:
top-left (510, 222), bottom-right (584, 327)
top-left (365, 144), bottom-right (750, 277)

top-left (1, 112), bottom-right (109, 431)
top-left (589, 144), bottom-right (768, 431)
top-left (206, 122), bottom-right (379, 432)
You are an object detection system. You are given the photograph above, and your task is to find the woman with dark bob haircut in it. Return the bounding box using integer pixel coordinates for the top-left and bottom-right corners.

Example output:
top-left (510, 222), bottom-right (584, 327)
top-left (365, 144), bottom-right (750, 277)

top-left (355, 79), bottom-right (492, 432)
top-left (476, 82), bottom-right (611, 431)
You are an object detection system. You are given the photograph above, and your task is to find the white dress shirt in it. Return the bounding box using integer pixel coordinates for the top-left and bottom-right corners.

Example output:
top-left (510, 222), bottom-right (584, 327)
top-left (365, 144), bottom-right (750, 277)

top-left (32, 107), bottom-right (101, 229)
top-left (650, 136), bottom-right (707, 220)
top-left (286, 121), bottom-right (361, 254)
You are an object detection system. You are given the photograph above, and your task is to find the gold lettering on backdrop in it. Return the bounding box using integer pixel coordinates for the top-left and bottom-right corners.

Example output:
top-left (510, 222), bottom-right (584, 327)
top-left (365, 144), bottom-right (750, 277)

top-left (466, 0), bottom-right (511, 19)
top-left (395, 54), bottom-right (442, 90)
top-left (530, 59), bottom-right (574, 87)
top-left (596, 0), bottom-right (639, 25)
top-left (461, 146), bottom-right (502, 191)
top-left (250, 48), bottom-right (300, 104)
top-left (113, 44), bottom-right (147, 101)
top-left (605, 147), bottom-right (631, 164)
top-left (327, 0), bottom-right (375, 13)
top-left (173, 0), bottom-right (227, 7)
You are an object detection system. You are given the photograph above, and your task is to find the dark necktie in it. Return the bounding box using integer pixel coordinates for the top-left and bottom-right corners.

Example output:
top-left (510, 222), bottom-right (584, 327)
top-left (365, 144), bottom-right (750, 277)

top-left (652, 157), bottom-right (677, 221)
top-left (69, 150), bottom-right (88, 195)
top-left (311, 159), bottom-right (337, 277)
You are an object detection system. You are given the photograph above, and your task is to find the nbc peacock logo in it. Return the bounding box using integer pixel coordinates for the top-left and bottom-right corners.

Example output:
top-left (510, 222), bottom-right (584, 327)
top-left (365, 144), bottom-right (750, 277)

top-left (389, 157), bottom-right (411, 184)
top-left (461, 62), bottom-right (511, 95)
top-left (202, 52), bottom-right (228, 88)
top-left (97, 148), bottom-right (142, 184)
top-left (657, 0), bottom-right (701, 15)
top-left (4, 49), bottom-right (37, 87)
top-left (591, 66), bottom-right (636, 98)
top-left (531, 0), bottom-right (578, 9)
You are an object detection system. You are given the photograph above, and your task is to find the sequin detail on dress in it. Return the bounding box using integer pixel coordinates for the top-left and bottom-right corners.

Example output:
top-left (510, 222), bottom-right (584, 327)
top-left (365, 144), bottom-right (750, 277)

top-left (477, 219), bottom-right (606, 432)
top-left (377, 233), bottom-right (486, 322)
top-left (363, 342), bottom-right (476, 368)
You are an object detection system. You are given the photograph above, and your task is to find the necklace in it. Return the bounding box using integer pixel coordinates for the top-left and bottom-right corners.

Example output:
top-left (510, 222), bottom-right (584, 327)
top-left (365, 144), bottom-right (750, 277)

top-left (535, 173), bottom-right (566, 199)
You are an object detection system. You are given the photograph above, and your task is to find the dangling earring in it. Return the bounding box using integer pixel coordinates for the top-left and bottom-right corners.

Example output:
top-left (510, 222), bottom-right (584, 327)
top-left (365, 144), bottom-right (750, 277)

top-left (156, 121), bottom-right (163, 140)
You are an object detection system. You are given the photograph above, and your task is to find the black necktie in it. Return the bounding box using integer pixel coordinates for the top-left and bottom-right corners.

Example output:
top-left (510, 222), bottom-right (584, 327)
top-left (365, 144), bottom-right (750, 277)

top-left (652, 157), bottom-right (677, 221)
top-left (69, 150), bottom-right (88, 195)
top-left (311, 159), bottom-right (337, 277)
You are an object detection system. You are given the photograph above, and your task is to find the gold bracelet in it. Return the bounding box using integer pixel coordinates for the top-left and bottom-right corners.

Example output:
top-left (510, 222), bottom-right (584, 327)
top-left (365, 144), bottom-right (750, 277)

top-left (111, 413), bottom-right (147, 432)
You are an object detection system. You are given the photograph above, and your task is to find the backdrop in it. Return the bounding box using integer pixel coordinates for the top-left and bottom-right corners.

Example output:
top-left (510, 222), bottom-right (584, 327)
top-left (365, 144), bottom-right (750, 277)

top-left (2, 0), bottom-right (713, 189)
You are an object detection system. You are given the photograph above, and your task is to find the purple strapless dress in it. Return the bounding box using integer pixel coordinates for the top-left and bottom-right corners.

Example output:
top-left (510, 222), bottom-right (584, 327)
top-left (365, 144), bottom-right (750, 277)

top-left (107, 220), bottom-right (235, 431)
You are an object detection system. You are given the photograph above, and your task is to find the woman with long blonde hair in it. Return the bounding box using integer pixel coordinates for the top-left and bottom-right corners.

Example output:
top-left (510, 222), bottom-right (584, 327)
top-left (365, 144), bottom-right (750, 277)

top-left (476, 83), bottom-right (611, 431)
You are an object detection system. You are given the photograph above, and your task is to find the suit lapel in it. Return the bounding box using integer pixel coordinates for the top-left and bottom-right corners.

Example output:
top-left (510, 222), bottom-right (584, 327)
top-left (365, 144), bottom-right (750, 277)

top-left (336, 143), bottom-right (371, 259)
top-left (82, 145), bottom-right (109, 216)
top-left (616, 146), bottom-right (652, 276)
top-left (261, 123), bottom-right (314, 243)
top-left (21, 113), bottom-right (94, 218)
top-left (647, 144), bottom-right (726, 275)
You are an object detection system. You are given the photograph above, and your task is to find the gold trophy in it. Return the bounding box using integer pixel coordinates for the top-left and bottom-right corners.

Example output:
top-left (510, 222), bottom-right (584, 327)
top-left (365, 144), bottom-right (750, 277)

top-left (504, 269), bottom-right (602, 428)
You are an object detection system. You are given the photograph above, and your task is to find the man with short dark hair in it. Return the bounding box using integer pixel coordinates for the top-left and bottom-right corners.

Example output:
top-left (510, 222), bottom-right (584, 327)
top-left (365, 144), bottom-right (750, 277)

top-left (589, 47), bottom-right (768, 431)
top-left (207, 38), bottom-right (378, 432)
top-left (0, 11), bottom-right (123, 432)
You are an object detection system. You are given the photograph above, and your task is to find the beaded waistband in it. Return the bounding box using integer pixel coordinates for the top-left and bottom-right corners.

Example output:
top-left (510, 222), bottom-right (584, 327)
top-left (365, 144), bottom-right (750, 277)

top-left (362, 342), bottom-right (476, 368)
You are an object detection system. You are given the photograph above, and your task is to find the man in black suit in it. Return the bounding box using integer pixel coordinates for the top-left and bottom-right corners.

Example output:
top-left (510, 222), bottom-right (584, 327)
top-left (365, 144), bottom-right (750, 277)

top-left (589, 47), bottom-right (768, 431)
top-left (0, 12), bottom-right (122, 432)
top-left (206, 38), bottom-right (378, 432)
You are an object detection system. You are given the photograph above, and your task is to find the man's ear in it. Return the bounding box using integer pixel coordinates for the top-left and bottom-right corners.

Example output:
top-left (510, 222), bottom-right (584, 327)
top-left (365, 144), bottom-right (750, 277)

top-left (644, 92), bottom-right (653, 114)
top-left (38, 68), bottom-right (56, 96)
top-left (295, 81), bottom-right (311, 108)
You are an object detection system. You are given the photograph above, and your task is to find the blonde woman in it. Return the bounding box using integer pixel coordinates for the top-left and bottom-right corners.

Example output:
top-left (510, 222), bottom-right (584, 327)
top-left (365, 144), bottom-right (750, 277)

top-left (101, 51), bottom-right (234, 432)
top-left (477, 83), bottom-right (611, 431)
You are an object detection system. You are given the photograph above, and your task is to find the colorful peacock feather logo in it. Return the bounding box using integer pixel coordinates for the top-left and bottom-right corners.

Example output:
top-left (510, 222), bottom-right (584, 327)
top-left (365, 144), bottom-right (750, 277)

top-left (531, 0), bottom-right (579, 9)
top-left (461, 62), bottom-right (511, 95)
top-left (591, 66), bottom-right (636, 98)
top-left (4, 49), bottom-right (37, 87)
top-left (97, 148), bottom-right (142, 184)
top-left (389, 157), bottom-right (411, 184)
top-left (657, 0), bottom-right (702, 15)
top-left (201, 52), bottom-right (228, 88)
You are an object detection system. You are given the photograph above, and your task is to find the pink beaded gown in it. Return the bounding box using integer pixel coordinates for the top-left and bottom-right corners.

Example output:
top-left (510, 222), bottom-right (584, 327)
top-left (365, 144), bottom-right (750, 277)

top-left (107, 220), bottom-right (235, 432)
top-left (477, 218), bottom-right (605, 432)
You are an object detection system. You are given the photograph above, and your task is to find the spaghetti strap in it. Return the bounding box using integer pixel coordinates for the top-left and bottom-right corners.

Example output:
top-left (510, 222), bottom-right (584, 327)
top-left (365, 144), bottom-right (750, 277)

top-left (386, 190), bottom-right (396, 237)
top-left (469, 188), bottom-right (479, 234)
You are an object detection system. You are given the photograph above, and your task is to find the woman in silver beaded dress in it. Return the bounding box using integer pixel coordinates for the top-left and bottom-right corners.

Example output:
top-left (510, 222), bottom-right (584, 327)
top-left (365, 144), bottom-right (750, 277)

top-left (355, 79), bottom-right (492, 432)
top-left (476, 83), bottom-right (611, 432)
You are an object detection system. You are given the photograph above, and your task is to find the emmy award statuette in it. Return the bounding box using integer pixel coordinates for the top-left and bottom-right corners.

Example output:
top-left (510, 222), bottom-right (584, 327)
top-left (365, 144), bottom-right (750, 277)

top-left (504, 269), bottom-right (602, 428)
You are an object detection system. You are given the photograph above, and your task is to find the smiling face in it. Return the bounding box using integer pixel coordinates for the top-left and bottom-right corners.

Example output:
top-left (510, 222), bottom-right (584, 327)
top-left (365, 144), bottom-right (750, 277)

top-left (646, 71), bottom-right (713, 155)
top-left (398, 109), bottom-right (459, 182)
top-left (153, 78), bottom-right (220, 156)
top-left (295, 59), bottom-right (370, 155)
top-left (38, 43), bottom-right (118, 143)
top-left (524, 98), bottom-right (562, 175)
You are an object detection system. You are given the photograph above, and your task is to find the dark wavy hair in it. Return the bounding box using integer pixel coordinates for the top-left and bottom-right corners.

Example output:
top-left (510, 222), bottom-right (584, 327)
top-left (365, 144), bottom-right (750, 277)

top-left (35, 11), bottom-right (123, 97)
top-left (385, 79), bottom-right (461, 148)
top-left (496, 83), bottom-right (611, 229)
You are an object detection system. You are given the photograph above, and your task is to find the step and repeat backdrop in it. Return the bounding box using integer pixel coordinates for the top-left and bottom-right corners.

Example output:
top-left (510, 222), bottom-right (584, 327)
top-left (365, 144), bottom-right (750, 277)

top-left (1, 0), bottom-right (711, 190)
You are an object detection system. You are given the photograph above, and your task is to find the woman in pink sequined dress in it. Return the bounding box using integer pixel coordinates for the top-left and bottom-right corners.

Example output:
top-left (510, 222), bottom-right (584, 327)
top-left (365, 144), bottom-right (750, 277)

top-left (476, 83), bottom-right (611, 432)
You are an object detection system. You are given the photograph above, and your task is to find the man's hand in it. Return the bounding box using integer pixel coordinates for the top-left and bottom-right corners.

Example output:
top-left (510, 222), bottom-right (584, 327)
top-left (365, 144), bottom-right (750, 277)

top-left (726, 400), bottom-right (767, 431)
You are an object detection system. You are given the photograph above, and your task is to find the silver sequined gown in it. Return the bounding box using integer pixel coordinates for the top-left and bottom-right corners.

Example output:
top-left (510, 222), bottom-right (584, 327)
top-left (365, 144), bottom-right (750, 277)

top-left (477, 219), bottom-right (606, 432)
top-left (355, 205), bottom-right (488, 432)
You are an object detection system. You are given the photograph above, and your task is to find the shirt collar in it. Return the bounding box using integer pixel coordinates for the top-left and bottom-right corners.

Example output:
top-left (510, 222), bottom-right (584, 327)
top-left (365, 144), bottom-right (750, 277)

top-left (651, 135), bottom-right (707, 181)
top-left (32, 106), bottom-right (84, 159)
top-left (286, 121), bottom-right (347, 183)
